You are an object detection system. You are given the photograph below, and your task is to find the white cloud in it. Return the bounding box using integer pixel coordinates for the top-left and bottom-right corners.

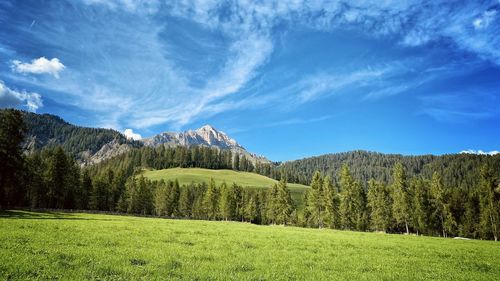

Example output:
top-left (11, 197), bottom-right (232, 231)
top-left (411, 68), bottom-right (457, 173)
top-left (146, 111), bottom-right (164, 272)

top-left (24, 0), bottom-right (500, 130)
top-left (0, 81), bottom-right (43, 111)
top-left (11, 57), bottom-right (65, 78)
top-left (460, 149), bottom-right (499, 156)
top-left (123, 128), bottom-right (141, 140)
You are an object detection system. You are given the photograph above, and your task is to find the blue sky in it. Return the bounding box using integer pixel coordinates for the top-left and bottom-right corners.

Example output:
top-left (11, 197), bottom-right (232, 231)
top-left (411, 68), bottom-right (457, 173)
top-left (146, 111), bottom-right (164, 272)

top-left (1, 0), bottom-right (499, 161)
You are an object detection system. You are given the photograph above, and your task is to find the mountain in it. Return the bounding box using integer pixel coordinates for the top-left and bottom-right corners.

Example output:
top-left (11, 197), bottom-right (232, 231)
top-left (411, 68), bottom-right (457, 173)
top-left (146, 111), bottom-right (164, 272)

top-left (143, 124), bottom-right (240, 149)
top-left (143, 125), bottom-right (270, 164)
top-left (15, 110), bottom-right (268, 165)
top-left (20, 111), bottom-right (140, 165)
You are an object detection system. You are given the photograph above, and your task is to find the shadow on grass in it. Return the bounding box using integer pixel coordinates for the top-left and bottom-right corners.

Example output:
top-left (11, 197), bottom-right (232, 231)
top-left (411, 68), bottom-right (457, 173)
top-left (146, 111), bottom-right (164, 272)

top-left (0, 210), bottom-right (119, 221)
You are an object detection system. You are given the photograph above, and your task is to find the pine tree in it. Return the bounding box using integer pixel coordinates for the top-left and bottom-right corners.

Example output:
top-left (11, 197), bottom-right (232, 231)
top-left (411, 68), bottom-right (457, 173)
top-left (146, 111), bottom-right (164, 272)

top-left (323, 175), bottom-right (340, 229)
top-left (25, 152), bottom-right (47, 208)
top-left (46, 147), bottom-right (69, 209)
top-left (233, 154), bottom-right (240, 171)
top-left (266, 184), bottom-right (279, 224)
top-left (137, 176), bottom-right (153, 215)
top-left (219, 182), bottom-right (235, 220)
top-left (339, 164), bottom-right (366, 230)
top-left (410, 177), bottom-right (429, 235)
top-left (80, 170), bottom-right (93, 210)
top-left (306, 171), bottom-right (324, 228)
top-left (0, 109), bottom-right (26, 207)
top-left (166, 179), bottom-right (180, 217)
top-left (202, 178), bottom-right (219, 220)
top-left (274, 175), bottom-right (294, 225)
top-left (430, 172), bottom-right (454, 237)
top-left (478, 163), bottom-right (499, 241)
top-left (178, 186), bottom-right (192, 218)
top-left (391, 163), bottom-right (411, 234)
top-left (244, 193), bottom-right (258, 223)
top-left (367, 179), bottom-right (391, 232)
top-left (154, 181), bottom-right (168, 216)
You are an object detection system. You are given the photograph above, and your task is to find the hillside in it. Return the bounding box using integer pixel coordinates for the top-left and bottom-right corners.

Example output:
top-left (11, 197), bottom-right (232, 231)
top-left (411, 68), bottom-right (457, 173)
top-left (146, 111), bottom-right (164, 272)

top-left (278, 150), bottom-right (500, 187)
top-left (19, 110), bottom-right (140, 164)
top-left (142, 167), bottom-right (308, 205)
top-left (1, 210), bottom-right (499, 280)
top-left (13, 110), bottom-right (269, 166)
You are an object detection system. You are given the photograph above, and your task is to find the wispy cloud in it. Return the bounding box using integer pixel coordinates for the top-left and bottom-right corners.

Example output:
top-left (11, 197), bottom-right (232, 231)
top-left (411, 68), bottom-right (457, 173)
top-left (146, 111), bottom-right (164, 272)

top-left (11, 57), bottom-right (65, 78)
top-left (2, 0), bottom-right (499, 132)
top-left (419, 89), bottom-right (500, 122)
top-left (227, 115), bottom-right (334, 134)
top-left (0, 81), bottom-right (42, 111)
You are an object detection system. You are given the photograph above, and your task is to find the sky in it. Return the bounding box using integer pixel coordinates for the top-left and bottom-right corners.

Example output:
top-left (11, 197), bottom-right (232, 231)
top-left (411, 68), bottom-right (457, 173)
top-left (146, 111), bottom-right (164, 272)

top-left (0, 0), bottom-right (499, 161)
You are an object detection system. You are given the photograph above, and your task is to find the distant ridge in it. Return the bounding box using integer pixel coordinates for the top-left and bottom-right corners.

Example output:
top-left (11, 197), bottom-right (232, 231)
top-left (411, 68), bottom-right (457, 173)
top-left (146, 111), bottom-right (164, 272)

top-left (12, 110), bottom-right (269, 165)
top-left (143, 124), bottom-right (270, 164)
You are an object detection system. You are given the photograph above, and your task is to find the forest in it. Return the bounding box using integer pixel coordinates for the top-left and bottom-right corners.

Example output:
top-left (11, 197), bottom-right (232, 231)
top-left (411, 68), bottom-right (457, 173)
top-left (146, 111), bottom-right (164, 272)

top-left (1, 109), bottom-right (499, 241)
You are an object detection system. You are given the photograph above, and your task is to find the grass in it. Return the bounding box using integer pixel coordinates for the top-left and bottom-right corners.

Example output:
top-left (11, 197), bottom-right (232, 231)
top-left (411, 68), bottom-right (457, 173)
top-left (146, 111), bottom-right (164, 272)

top-left (142, 168), bottom-right (309, 206)
top-left (1, 210), bottom-right (499, 280)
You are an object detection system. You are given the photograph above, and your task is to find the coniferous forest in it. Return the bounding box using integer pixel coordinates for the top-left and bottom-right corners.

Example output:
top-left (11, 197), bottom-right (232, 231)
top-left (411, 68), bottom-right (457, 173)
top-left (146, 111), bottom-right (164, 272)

top-left (1, 109), bottom-right (499, 241)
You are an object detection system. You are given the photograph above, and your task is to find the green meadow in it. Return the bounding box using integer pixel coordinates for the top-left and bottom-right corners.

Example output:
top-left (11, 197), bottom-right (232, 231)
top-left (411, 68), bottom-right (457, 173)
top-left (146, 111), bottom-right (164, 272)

top-left (1, 210), bottom-right (499, 280)
top-left (142, 167), bottom-right (309, 205)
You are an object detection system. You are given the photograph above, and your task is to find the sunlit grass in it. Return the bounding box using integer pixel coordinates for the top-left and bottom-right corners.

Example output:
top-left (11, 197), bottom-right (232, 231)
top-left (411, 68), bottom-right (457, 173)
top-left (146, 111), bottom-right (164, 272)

top-left (142, 167), bottom-right (309, 206)
top-left (0, 210), bottom-right (499, 280)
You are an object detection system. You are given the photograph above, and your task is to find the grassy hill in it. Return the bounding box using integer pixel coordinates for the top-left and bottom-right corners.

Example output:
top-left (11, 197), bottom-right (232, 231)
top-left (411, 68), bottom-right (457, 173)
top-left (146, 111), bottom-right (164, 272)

top-left (142, 168), bottom-right (309, 205)
top-left (1, 210), bottom-right (499, 280)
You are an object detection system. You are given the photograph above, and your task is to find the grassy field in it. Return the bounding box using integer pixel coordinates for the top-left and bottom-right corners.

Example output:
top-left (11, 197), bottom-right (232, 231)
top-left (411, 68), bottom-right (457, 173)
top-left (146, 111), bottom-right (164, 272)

top-left (1, 211), bottom-right (499, 280)
top-left (142, 168), bottom-right (309, 205)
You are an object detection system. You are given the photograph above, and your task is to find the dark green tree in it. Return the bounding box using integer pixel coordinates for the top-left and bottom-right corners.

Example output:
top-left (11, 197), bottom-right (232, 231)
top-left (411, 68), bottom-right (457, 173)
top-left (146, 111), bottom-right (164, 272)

top-left (391, 163), bottom-right (411, 234)
top-left (305, 171), bottom-right (324, 228)
top-left (0, 109), bottom-right (26, 207)
top-left (323, 175), bottom-right (340, 229)
top-left (478, 163), bottom-right (499, 241)
top-left (339, 164), bottom-right (367, 231)
top-left (202, 178), bottom-right (219, 220)
top-left (367, 179), bottom-right (392, 232)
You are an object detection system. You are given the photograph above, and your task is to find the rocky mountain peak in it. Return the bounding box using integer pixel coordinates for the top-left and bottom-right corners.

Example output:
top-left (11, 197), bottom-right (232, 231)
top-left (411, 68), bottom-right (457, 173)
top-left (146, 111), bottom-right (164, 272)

top-left (143, 124), bottom-right (241, 149)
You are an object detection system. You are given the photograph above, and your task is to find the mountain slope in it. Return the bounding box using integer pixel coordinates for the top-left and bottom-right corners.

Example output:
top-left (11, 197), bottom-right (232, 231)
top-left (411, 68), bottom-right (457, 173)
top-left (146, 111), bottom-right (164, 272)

top-left (143, 125), bottom-right (240, 149)
top-left (20, 111), bottom-right (140, 164)
top-left (14, 110), bottom-right (268, 165)
top-left (143, 125), bottom-right (269, 164)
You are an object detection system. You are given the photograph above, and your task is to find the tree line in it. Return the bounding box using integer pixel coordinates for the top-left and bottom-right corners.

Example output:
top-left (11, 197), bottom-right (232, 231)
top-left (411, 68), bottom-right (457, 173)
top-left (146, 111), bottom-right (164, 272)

top-left (89, 146), bottom-right (260, 180)
top-left (1, 109), bottom-right (499, 240)
top-left (302, 163), bottom-right (500, 241)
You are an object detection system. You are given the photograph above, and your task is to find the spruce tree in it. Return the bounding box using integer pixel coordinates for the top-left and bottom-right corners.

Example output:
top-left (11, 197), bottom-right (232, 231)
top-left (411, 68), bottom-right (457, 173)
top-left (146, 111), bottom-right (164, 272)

top-left (166, 179), bottom-right (180, 217)
top-left (306, 171), bottom-right (324, 228)
top-left (410, 177), bottom-right (429, 235)
top-left (391, 163), bottom-right (411, 234)
top-left (46, 147), bottom-right (69, 209)
top-left (323, 175), bottom-right (340, 229)
top-left (178, 186), bottom-right (192, 218)
top-left (275, 176), bottom-right (294, 225)
top-left (478, 163), bottom-right (499, 241)
top-left (244, 193), bottom-right (258, 223)
top-left (80, 170), bottom-right (93, 210)
top-left (0, 109), bottom-right (26, 207)
top-left (266, 184), bottom-right (279, 224)
top-left (339, 164), bottom-right (366, 230)
top-left (219, 182), bottom-right (235, 220)
top-left (367, 179), bottom-right (391, 232)
top-left (154, 181), bottom-right (168, 216)
top-left (202, 178), bottom-right (219, 220)
top-left (430, 172), bottom-right (454, 237)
